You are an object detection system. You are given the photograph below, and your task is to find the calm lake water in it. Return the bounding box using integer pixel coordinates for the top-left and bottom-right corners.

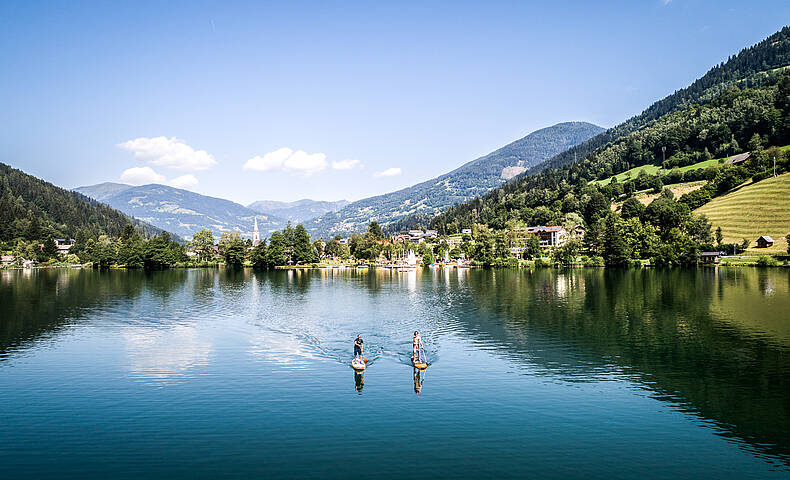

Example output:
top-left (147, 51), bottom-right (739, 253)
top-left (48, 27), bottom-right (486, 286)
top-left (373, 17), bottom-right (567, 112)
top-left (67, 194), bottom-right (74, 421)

top-left (1, 267), bottom-right (789, 478)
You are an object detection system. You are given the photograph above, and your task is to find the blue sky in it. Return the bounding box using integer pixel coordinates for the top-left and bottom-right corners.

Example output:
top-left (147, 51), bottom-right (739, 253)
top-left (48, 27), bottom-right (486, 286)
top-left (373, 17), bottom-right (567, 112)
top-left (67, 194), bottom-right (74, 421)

top-left (1, 1), bottom-right (788, 205)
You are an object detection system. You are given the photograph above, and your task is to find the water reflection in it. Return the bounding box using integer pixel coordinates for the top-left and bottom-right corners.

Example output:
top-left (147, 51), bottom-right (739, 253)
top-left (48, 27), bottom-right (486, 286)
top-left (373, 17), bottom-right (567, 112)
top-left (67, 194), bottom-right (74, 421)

top-left (1, 267), bottom-right (789, 469)
top-left (354, 371), bottom-right (364, 393)
top-left (413, 368), bottom-right (424, 394)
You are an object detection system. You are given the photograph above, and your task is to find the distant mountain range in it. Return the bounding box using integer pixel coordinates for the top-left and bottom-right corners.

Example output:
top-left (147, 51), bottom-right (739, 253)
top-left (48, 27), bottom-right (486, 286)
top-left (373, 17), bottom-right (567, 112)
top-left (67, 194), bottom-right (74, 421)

top-left (76, 122), bottom-right (602, 240)
top-left (247, 199), bottom-right (349, 223)
top-left (303, 121), bottom-right (604, 237)
top-left (75, 183), bottom-right (286, 240)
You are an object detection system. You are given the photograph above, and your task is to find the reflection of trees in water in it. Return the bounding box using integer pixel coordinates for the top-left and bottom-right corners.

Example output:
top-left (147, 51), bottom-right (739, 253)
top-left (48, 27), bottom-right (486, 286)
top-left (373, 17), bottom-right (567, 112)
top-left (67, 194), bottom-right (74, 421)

top-left (0, 269), bottom-right (148, 357)
top-left (0, 269), bottom-right (199, 359)
top-left (461, 267), bottom-right (790, 464)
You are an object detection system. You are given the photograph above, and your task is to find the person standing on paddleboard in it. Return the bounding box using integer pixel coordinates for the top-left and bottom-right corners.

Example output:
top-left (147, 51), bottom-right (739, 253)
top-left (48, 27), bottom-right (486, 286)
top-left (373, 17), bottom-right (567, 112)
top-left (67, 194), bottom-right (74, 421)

top-left (354, 335), bottom-right (364, 362)
top-left (412, 331), bottom-right (423, 363)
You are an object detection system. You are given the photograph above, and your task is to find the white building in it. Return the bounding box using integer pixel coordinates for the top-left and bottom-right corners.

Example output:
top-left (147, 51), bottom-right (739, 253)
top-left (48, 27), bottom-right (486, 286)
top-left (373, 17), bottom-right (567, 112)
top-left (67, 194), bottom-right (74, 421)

top-left (252, 218), bottom-right (261, 246)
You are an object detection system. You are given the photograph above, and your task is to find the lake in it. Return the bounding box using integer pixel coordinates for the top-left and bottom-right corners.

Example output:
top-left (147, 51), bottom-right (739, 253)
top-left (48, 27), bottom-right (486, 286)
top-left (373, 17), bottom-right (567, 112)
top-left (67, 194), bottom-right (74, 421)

top-left (1, 267), bottom-right (789, 478)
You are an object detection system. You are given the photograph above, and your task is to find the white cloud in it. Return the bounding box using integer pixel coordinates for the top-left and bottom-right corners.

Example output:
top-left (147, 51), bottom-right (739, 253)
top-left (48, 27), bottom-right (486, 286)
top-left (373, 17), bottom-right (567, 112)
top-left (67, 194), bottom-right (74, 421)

top-left (284, 150), bottom-right (327, 175)
top-left (169, 174), bottom-right (199, 189)
top-left (243, 147), bottom-right (328, 176)
top-left (120, 166), bottom-right (166, 185)
top-left (243, 147), bottom-right (294, 171)
top-left (374, 167), bottom-right (402, 177)
top-left (117, 136), bottom-right (217, 170)
top-left (332, 158), bottom-right (361, 170)
top-left (119, 167), bottom-right (199, 190)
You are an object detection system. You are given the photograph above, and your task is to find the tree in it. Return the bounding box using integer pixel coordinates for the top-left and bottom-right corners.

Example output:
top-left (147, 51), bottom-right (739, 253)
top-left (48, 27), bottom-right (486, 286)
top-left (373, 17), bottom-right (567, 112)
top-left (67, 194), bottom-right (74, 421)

top-left (354, 234), bottom-right (382, 261)
top-left (584, 191), bottom-right (609, 225)
top-left (620, 197), bottom-right (645, 220)
top-left (39, 236), bottom-right (58, 262)
top-left (494, 232), bottom-right (510, 259)
top-left (313, 239), bottom-right (325, 259)
top-left (552, 238), bottom-right (580, 266)
top-left (367, 221), bottom-right (383, 239)
top-left (267, 231), bottom-right (288, 266)
top-left (191, 229), bottom-right (215, 262)
top-left (522, 234), bottom-right (541, 260)
top-left (117, 225), bottom-right (144, 268)
top-left (250, 239), bottom-right (269, 269)
top-left (715, 226), bottom-right (723, 246)
top-left (786, 233), bottom-right (790, 254)
top-left (601, 214), bottom-right (630, 267)
top-left (291, 224), bottom-right (317, 264)
top-left (219, 232), bottom-right (246, 268)
top-left (144, 233), bottom-right (176, 270)
top-left (90, 235), bottom-right (118, 269)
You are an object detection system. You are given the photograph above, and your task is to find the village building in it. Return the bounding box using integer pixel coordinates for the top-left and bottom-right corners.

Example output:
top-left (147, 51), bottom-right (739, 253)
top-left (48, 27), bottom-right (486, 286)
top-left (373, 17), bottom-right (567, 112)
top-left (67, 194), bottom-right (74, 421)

top-left (54, 238), bottom-right (75, 255)
top-left (507, 226), bottom-right (569, 254)
top-left (461, 228), bottom-right (472, 235)
top-left (700, 251), bottom-right (724, 264)
top-left (756, 235), bottom-right (774, 248)
top-left (1, 255), bottom-right (15, 265)
top-left (393, 234), bottom-right (411, 243)
top-left (424, 230), bottom-right (438, 238)
top-left (252, 218), bottom-right (261, 247)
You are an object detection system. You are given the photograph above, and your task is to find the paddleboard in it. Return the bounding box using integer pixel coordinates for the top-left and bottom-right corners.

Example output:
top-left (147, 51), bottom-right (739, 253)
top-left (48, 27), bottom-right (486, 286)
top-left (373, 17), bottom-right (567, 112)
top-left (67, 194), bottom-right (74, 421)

top-left (412, 359), bottom-right (428, 369)
top-left (351, 359), bottom-right (366, 371)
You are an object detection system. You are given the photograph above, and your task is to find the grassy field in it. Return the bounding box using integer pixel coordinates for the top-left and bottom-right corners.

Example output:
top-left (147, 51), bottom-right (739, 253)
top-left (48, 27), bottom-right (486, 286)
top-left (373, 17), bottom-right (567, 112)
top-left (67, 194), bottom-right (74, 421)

top-left (695, 172), bottom-right (790, 254)
top-left (593, 158), bottom-right (721, 186)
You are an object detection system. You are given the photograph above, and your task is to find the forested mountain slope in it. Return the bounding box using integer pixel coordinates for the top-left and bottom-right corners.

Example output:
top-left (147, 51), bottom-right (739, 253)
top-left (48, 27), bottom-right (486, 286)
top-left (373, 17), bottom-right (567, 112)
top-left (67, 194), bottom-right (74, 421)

top-left (428, 71), bottom-right (790, 234)
top-left (0, 163), bottom-right (165, 242)
top-left (526, 26), bottom-right (790, 177)
top-left (304, 121), bottom-right (603, 238)
top-left (75, 183), bottom-right (286, 240)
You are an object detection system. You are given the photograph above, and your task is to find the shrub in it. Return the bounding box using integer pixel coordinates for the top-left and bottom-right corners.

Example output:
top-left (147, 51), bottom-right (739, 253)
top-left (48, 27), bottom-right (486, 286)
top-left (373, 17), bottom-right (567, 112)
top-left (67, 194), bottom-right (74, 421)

top-left (756, 256), bottom-right (778, 267)
top-left (584, 256), bottom-right (605, 267)
top-left (533, 258), bottom-right (551, 268)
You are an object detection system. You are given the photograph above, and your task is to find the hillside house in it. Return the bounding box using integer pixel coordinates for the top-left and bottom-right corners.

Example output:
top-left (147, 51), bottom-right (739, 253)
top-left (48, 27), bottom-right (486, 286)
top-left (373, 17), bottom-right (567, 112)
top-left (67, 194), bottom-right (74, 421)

top-left (508, 226), bottom-right (569, 254)
top-left (461, 228), bottom-right (472, 235)
top-left (756, 235), bottom-right (774, 248)
top-left (55, 238), bottom-right (75, 254)
top-left (1, 255), bottom-right (14, 265)
top-left (527, 226), bottom-right (569, 248)
top-left (726, 152), bottom-right (751, 165)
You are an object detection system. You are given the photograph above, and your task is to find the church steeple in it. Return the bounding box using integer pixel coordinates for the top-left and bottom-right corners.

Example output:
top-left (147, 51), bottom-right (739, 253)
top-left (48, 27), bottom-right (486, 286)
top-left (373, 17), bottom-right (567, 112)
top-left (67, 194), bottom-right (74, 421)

top-left (252, 217), bottom-right (260, 246)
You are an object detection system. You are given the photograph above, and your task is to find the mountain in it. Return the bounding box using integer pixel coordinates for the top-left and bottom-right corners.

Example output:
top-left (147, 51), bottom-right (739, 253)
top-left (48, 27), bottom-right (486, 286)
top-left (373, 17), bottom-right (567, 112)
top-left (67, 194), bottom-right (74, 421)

top-left (528, 26), bottom-right (790, 177)
top-left (247, 199), bottom-right (350, 223)
top-left (426, 27), bottom-right (790, 235)
top-left (303, 121), bottom-right (604, 238)
top-left (74, 183), bottom-right (286, 240)
top-left (75, 182), bottom-right (134, 202)
top-left (0, 163), bottom-right (166, 242)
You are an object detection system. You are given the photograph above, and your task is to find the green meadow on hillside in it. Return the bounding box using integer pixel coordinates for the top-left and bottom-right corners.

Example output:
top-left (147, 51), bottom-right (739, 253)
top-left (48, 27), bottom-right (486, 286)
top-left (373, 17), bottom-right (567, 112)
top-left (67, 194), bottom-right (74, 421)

top-left (695, 172), bottom-right (790, 253)
top-left (593, 158), bottom-right (721, 186)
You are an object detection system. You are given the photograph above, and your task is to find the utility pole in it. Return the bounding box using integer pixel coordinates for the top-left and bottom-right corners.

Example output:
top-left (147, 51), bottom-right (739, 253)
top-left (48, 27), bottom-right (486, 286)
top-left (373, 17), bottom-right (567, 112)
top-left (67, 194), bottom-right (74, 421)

top-left (662, 146), bottom-right (666, 165)
top-left (774, 154), bottom-right (777, 177)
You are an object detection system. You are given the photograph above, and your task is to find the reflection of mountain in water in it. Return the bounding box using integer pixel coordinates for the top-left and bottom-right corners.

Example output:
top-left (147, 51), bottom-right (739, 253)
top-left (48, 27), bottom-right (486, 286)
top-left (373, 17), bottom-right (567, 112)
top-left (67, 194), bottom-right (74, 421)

top-left (452, 268), bottom-right (790, 464)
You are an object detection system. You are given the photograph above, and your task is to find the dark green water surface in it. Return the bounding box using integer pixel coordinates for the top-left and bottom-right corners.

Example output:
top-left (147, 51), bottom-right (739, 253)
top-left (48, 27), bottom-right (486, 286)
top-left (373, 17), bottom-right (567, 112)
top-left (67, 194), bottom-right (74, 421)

top-left (1, 267), bottom-right (789, 478)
